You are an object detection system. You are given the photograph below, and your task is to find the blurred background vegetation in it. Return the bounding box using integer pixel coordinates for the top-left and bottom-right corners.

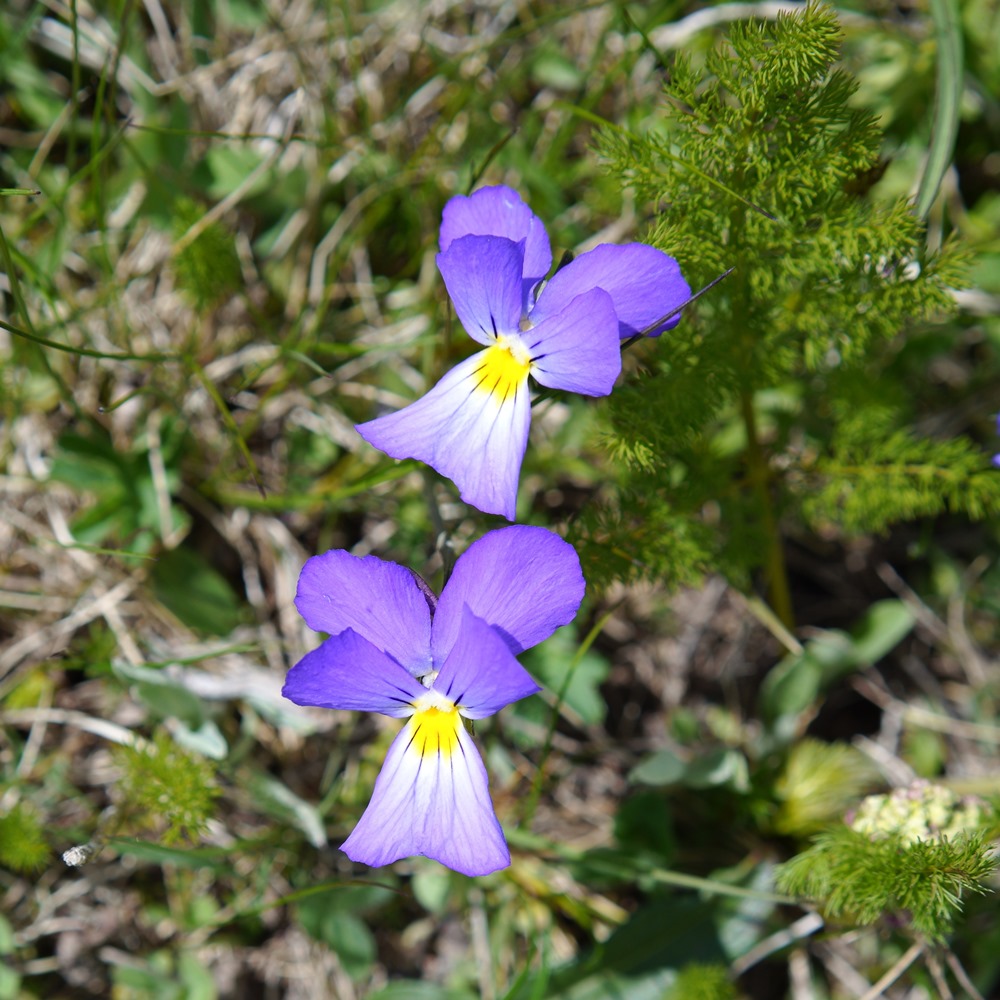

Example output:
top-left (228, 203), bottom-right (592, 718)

top-left (2, 0), bottom-right (1000, 997)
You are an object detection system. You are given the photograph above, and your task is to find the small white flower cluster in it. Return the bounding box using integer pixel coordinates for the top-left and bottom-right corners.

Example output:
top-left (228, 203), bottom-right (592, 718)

top-left (849, 781), bottom-right (987, 846)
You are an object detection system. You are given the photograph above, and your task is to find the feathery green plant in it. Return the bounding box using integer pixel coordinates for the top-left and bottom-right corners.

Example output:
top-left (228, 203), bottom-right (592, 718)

top-left (583, 2), bottom-right (984, 626)
top-left (666, 962), bottom-right (737, 1000)
top-left (115, 733), bottom-right (221, 845)
top-left (0, 802), bottom-right (49, 874)
top-left (777, 783), bottom-right (997, 939)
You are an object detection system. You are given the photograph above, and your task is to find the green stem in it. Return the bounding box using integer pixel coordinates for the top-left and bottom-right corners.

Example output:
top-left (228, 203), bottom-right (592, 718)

top-left (741, 390), bottom-right (794, 629)
top-left (522, 605), bottom-right (619, 828)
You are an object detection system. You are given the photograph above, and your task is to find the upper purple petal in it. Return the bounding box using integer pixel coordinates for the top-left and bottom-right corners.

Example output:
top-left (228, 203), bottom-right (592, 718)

top-left (432, 525), bottom-right (585, 661)
top-left (439, 185), bottom-right (552, 295)
top-left (524, 287), bottom-right (621, 396)
top-left (532, 243), bottom-right (691, 338)
top-left (434, 607), bottom-right (541, 720)
top-left (357, 349), bottom-right (532, 520)
top-left (295, 551), bottom-right (433, 676)
top-left (437, 235), bottom-right (525, 345)
top-left (340, 717), bottom-right (510, 875)
top-left (282, 629), bottom-right (425, 716)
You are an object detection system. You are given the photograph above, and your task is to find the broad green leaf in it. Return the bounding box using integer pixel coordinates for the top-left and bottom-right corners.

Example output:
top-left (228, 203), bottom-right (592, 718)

top-left (848, 599), bottom-right (915, 665)
top-left (248, 775), bottom-right (326, 848)
top-left (630, 749), bottom-right (687, 787)
top-left (297, 902), bottom-right (375, 980)
top-left (151, 547), bottom-right (245, 636)
top-left (107, 838), bottom-right (232, 873)
top-left (172, 720), bottom-right (228, 760)
top-left (113, 660), bottom-right (205, 729)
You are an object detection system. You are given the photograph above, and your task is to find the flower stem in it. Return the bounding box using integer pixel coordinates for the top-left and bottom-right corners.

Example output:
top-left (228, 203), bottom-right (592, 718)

top-left (741, 390), bottom-right (794, 629)
top-left (522, 604), bottom-right (620, 828)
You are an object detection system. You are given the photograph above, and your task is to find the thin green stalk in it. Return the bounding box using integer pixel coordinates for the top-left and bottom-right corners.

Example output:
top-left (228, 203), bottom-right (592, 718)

top-left (509, 829), bottom-right (797, 905)
top-left (741, 390), bottom-right (794, 629)
top-left (0, 220), bottom-right (78, 415)
top-left (522, 604), bottom-right (620, 827)
top-left (0, 315), bottom-right (178, 363)
top-left (189, 362), bottom-right (265, 498)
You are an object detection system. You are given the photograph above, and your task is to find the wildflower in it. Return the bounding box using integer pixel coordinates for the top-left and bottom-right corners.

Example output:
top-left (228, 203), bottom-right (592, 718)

top-left (356, 185), bottom-right (690, 519)
top-left (282, 525), bottom-right (585, 876)
top-left (849, 782), bottom-right (988, 847)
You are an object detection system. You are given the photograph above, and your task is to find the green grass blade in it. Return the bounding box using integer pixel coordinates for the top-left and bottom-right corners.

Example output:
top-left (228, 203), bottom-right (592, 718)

top-left (914, 0), bottom-right (964, 219)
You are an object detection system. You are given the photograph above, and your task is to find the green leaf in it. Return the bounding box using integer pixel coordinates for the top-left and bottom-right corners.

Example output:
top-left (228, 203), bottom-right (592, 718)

top-left (543, 898), bottom-right (727, 1000)
top-left (0, 964), bottom-right (20, 1000)
top-left (151, 547), bottom-right (245, 636)
top-left (177, 952), bottom-right (217, 1000)
top-left (684, 749), bottom-right (750, 793)
top-left (297, 903), bottom-right (375, 979)
top-left (761, 601), bottom-right (915, 734)
top-left (630, 748), bottom-right (749, 793)
top-left (915, 0), bottom-right (964, 218)
top-left (630, 749), bottom-right (688, 787)
top-left (760, 628), bottom-right (863, 728)
top-left (412, 867), bottom-right (453, 914)
top-left (0, 914), bottom-right (14, 954)
top-left (172, 720), bottom-right (228, 760)
top-left (107, 838), bottom-right (232, 873)
top-left (113, 660), bottom-right (206, 729)
top-left (848, 599), bottom-right (915, 665)
top-left (248, 774), bottom-right (326, 848)
top-left (295, 886), bottom-right (395, 978)
top-left (204, 146), bottom-right (271, 200)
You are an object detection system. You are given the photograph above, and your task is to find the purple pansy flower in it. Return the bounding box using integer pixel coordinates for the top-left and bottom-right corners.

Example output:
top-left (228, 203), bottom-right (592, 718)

top-left (282, 525), bottom-right (585, 876)
top-left (356, 185), bottom-right (691, 520)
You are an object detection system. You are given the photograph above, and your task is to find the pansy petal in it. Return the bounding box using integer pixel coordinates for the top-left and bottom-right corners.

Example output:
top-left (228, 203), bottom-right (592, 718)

top-left (434, 606), bottom-right (541, 720)
top-left (524, 287), bottom-right (621, 396)
top-left (439, 185), bottom-right (552, 292)
top-left (357, 349), bottom-right (532, 521)
top-left (437, 235), bottom-right (525, 346)
top-left (533, 243), bottom-right (691, 338)
top-left (295, 551), bottom-right (433, 676)
top-left (433, 525), bottom-right (585, 660)
top-left (282, 629), bottom-right (424, 717)
top-left (341, 717), bottom-right (510, 876)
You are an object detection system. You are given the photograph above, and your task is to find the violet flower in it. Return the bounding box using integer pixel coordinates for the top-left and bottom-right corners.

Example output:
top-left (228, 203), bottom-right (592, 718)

top-left (282, 525), bottom-right (585, 876)
top-left (356, 185), bottom-right (691, 520)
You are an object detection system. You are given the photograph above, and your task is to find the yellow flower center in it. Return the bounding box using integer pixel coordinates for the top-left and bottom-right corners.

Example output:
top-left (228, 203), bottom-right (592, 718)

top-left (409, 703), bottom-right (461, 759)
top-left (474, 336), bottom-right (531, 403)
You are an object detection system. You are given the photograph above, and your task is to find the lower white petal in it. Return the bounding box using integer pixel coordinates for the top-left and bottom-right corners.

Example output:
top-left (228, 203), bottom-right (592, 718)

top-left (356, 346), bottom-right (532, 520)
top-left (341, 709), bottom-right (511, 876)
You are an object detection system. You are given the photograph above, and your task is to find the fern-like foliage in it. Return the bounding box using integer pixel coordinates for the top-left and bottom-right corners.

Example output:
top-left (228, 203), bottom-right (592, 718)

top-left (776, 826), bottom-right (996, 939)
top-left (115, 732), bottom-right (220, 845)
top-left (666, 962), bottom-right (736, 1000)
top-left (172, 197), bottom-right (242, 312)
top-left (586, 2), bottom-right (980, 597)
top-left (0, 802), bottom-right (49, 873)
top-left (801, 403), bottom-right (1000, 533)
